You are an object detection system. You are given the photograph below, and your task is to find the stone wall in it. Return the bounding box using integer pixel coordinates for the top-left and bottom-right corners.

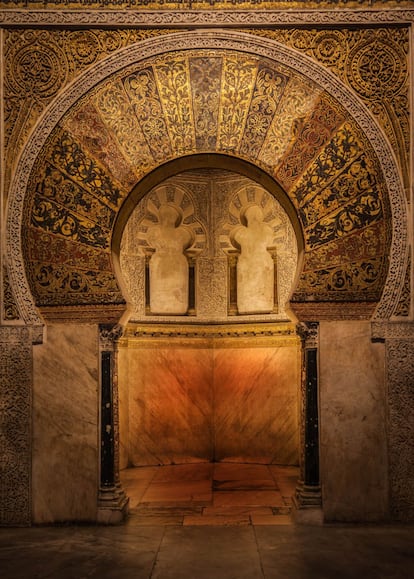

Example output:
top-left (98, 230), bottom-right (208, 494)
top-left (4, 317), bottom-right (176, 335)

top-left (118, 334), bottom-right (300, 468)
top-left (319, 321), bottom-right (388, 522)
top-left (32, 324), bottom-right (100, 523)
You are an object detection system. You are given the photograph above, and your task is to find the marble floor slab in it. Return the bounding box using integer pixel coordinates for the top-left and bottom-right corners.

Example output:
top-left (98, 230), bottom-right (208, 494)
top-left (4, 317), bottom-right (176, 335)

top-left (1, 523), bottom-right (413, 579)
top-left (121, 462), bottom-right (297, 526)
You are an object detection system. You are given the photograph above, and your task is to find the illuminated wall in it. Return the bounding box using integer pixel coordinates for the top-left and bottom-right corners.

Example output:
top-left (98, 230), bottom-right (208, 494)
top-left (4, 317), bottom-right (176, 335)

top-left (119, 333), bottom-right (300, 468)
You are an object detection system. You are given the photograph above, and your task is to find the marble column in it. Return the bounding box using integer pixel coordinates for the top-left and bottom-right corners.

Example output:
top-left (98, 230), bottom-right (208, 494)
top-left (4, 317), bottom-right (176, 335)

top-left (293, 322), bottom-right (322, 523)
top-left (98, 324), bottom-right (129, 524)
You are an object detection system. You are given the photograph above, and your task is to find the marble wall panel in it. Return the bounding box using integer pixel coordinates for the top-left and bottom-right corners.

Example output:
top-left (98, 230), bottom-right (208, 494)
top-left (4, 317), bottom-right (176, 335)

top-left (123, 346), bottom-right (214, 465)
top-left (319, 321), bottom-right (388, 522)
top-left (213, 344), bottom-right (300, 465)
top-left (120, 338), bottom-right (300, 467)
top-left (32, 324), bottom-right (99, 523)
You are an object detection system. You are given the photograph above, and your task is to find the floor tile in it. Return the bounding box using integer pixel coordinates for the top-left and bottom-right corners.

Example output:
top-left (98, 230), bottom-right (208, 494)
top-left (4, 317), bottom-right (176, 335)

top-left (183, 514), bottom-right (250, 526)
top-left (140, 480), bottom-right (212, 505)
top-left (1, 521), bottom-right (413, 579)
top-left (250, 514), bottom-right (293, 525)
top-left (203, 506), bottom-right (273, 517)
top-left (213, 490), bottom-right (284, 508)
top-left (151, 526), bottom-right (264, 579)
top-left (151, 462), bottom-right (214, 483)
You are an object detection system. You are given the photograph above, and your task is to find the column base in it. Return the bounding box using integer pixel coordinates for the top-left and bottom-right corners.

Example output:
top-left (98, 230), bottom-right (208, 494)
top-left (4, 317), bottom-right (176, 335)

top-left (97, 484), bottom-right (129, 525)
top-left (292, 482), bottom-right (323, 525)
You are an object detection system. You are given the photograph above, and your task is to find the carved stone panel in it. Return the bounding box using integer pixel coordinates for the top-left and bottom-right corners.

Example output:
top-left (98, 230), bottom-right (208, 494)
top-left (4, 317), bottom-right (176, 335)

top-left (0, 327), bottom-right (32, 526)
top-left (387, 338), bottom-right (414, 521)
top-left (120, 170), bottom-right (297, 322)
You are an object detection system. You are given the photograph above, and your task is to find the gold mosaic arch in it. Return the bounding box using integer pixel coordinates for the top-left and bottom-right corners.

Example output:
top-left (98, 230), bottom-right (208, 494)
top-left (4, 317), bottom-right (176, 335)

top-left (7, 31), bottom-right (405, 322)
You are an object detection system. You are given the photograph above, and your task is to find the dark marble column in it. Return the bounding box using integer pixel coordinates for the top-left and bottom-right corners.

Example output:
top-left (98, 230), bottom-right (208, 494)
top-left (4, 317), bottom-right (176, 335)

top-left (98, 324), bottom-right (129, 524)
top-left (294, 322), bottom-right (322, 518)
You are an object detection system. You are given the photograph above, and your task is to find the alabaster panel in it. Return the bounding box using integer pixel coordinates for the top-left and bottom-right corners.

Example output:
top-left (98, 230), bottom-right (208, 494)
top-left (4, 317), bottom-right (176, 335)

top-left (214, 344), bottom-right (300, 465)
top-left (319, 321), bottom-right (388, 522)
top-left (125, 346), bottom-right (214, 465)
top-left (32, 324), bottom-right (99, 523)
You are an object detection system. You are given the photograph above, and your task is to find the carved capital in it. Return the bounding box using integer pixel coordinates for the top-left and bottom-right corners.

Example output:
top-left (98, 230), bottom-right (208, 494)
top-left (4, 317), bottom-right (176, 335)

top-left (296, 321), bottom-right (319, 348)
top-left (99, 323), bottom-right (124, 350)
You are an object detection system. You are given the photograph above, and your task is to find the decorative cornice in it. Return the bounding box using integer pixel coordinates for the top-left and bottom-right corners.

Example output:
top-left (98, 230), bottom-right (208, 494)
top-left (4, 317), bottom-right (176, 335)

top-left (0, 10), bottom-right (413, 28)
top-left (40, 305), bottom-right (126, 324)
top-left (291, 301), bottom-right (378, 321)
top-left (121, 321), bottom-right (298, 345)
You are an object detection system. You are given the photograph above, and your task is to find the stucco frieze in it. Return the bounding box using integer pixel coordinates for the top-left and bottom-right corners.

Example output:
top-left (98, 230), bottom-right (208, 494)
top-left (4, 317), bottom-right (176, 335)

top-left (1, 9), bottom-right (414, 27)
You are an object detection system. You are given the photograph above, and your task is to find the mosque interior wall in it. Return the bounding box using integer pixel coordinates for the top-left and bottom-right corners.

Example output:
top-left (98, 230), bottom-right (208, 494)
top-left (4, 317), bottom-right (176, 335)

top-left (1, 2), bottom-right (414, 526)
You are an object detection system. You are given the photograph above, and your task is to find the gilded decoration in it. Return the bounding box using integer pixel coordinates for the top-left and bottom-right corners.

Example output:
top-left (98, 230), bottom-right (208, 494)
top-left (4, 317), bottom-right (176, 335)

top-left (3, 28), bottom-right (178, 194)
top-left (22, 47), bottom-right (393, 310)
top-left (3, 25), bottom-right (409, 198)
top-left (250, 27), bottom-right (410, 189)
top-left (5, 30), bottom-right (404, 323)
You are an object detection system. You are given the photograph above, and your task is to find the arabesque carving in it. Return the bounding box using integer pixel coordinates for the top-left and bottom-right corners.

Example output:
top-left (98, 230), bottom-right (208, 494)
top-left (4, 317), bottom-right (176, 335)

top-left (0, 327), bottom-right (32, 526)
top-left (1, 7), bottom-right (414, 27)
top-left (393, 252), bottom-right (411, 318)
top-left (2, 264), bottom-right (20, 321)
top-left (6, 31), bottom-right (407, 323)
top-left (386, 339), bottom-right (414, 521)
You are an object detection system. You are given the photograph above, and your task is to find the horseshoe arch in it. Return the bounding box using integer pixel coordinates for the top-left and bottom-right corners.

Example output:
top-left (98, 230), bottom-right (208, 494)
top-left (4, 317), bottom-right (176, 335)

top-left (6, 30), bottom-right (407, 324)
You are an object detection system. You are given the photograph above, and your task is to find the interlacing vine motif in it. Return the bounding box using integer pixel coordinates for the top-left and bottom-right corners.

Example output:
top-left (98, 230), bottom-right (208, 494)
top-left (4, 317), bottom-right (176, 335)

top-left (2, 265), bottom-right (20, 321)
top-left (250, 27), bottom-right (410, 188)
top-left (393, 252), bottom-right (411, 318)
top-left (3, 29), bottom-right (178, 194)
top-left (21, 47), bottom-right (392, 308)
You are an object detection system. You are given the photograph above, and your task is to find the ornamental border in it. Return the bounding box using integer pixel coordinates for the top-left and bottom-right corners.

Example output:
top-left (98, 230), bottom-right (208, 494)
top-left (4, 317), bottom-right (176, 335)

top-left (0, 9), bottom-right (414, 27)
top-left (6, 30), bottom-right (408, 323)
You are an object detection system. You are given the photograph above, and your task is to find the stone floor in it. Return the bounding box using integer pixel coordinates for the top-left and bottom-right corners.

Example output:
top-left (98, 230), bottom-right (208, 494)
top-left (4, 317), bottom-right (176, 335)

top-left (1, 464), bottom-right (413, 578)
top-left (122, 462), bottom-right (297, 526)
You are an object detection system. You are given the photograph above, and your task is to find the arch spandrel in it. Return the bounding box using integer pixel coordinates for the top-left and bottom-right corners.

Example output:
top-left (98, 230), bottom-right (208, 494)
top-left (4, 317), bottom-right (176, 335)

top-left (7, 31), bottom-right (405, 322)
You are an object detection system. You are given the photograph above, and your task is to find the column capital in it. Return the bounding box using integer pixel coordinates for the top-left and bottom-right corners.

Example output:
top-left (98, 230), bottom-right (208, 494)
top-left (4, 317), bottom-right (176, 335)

top-left (99, 323), bottom-right (124, 350)
top-left (296, 321), bottom-right (319, 347)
